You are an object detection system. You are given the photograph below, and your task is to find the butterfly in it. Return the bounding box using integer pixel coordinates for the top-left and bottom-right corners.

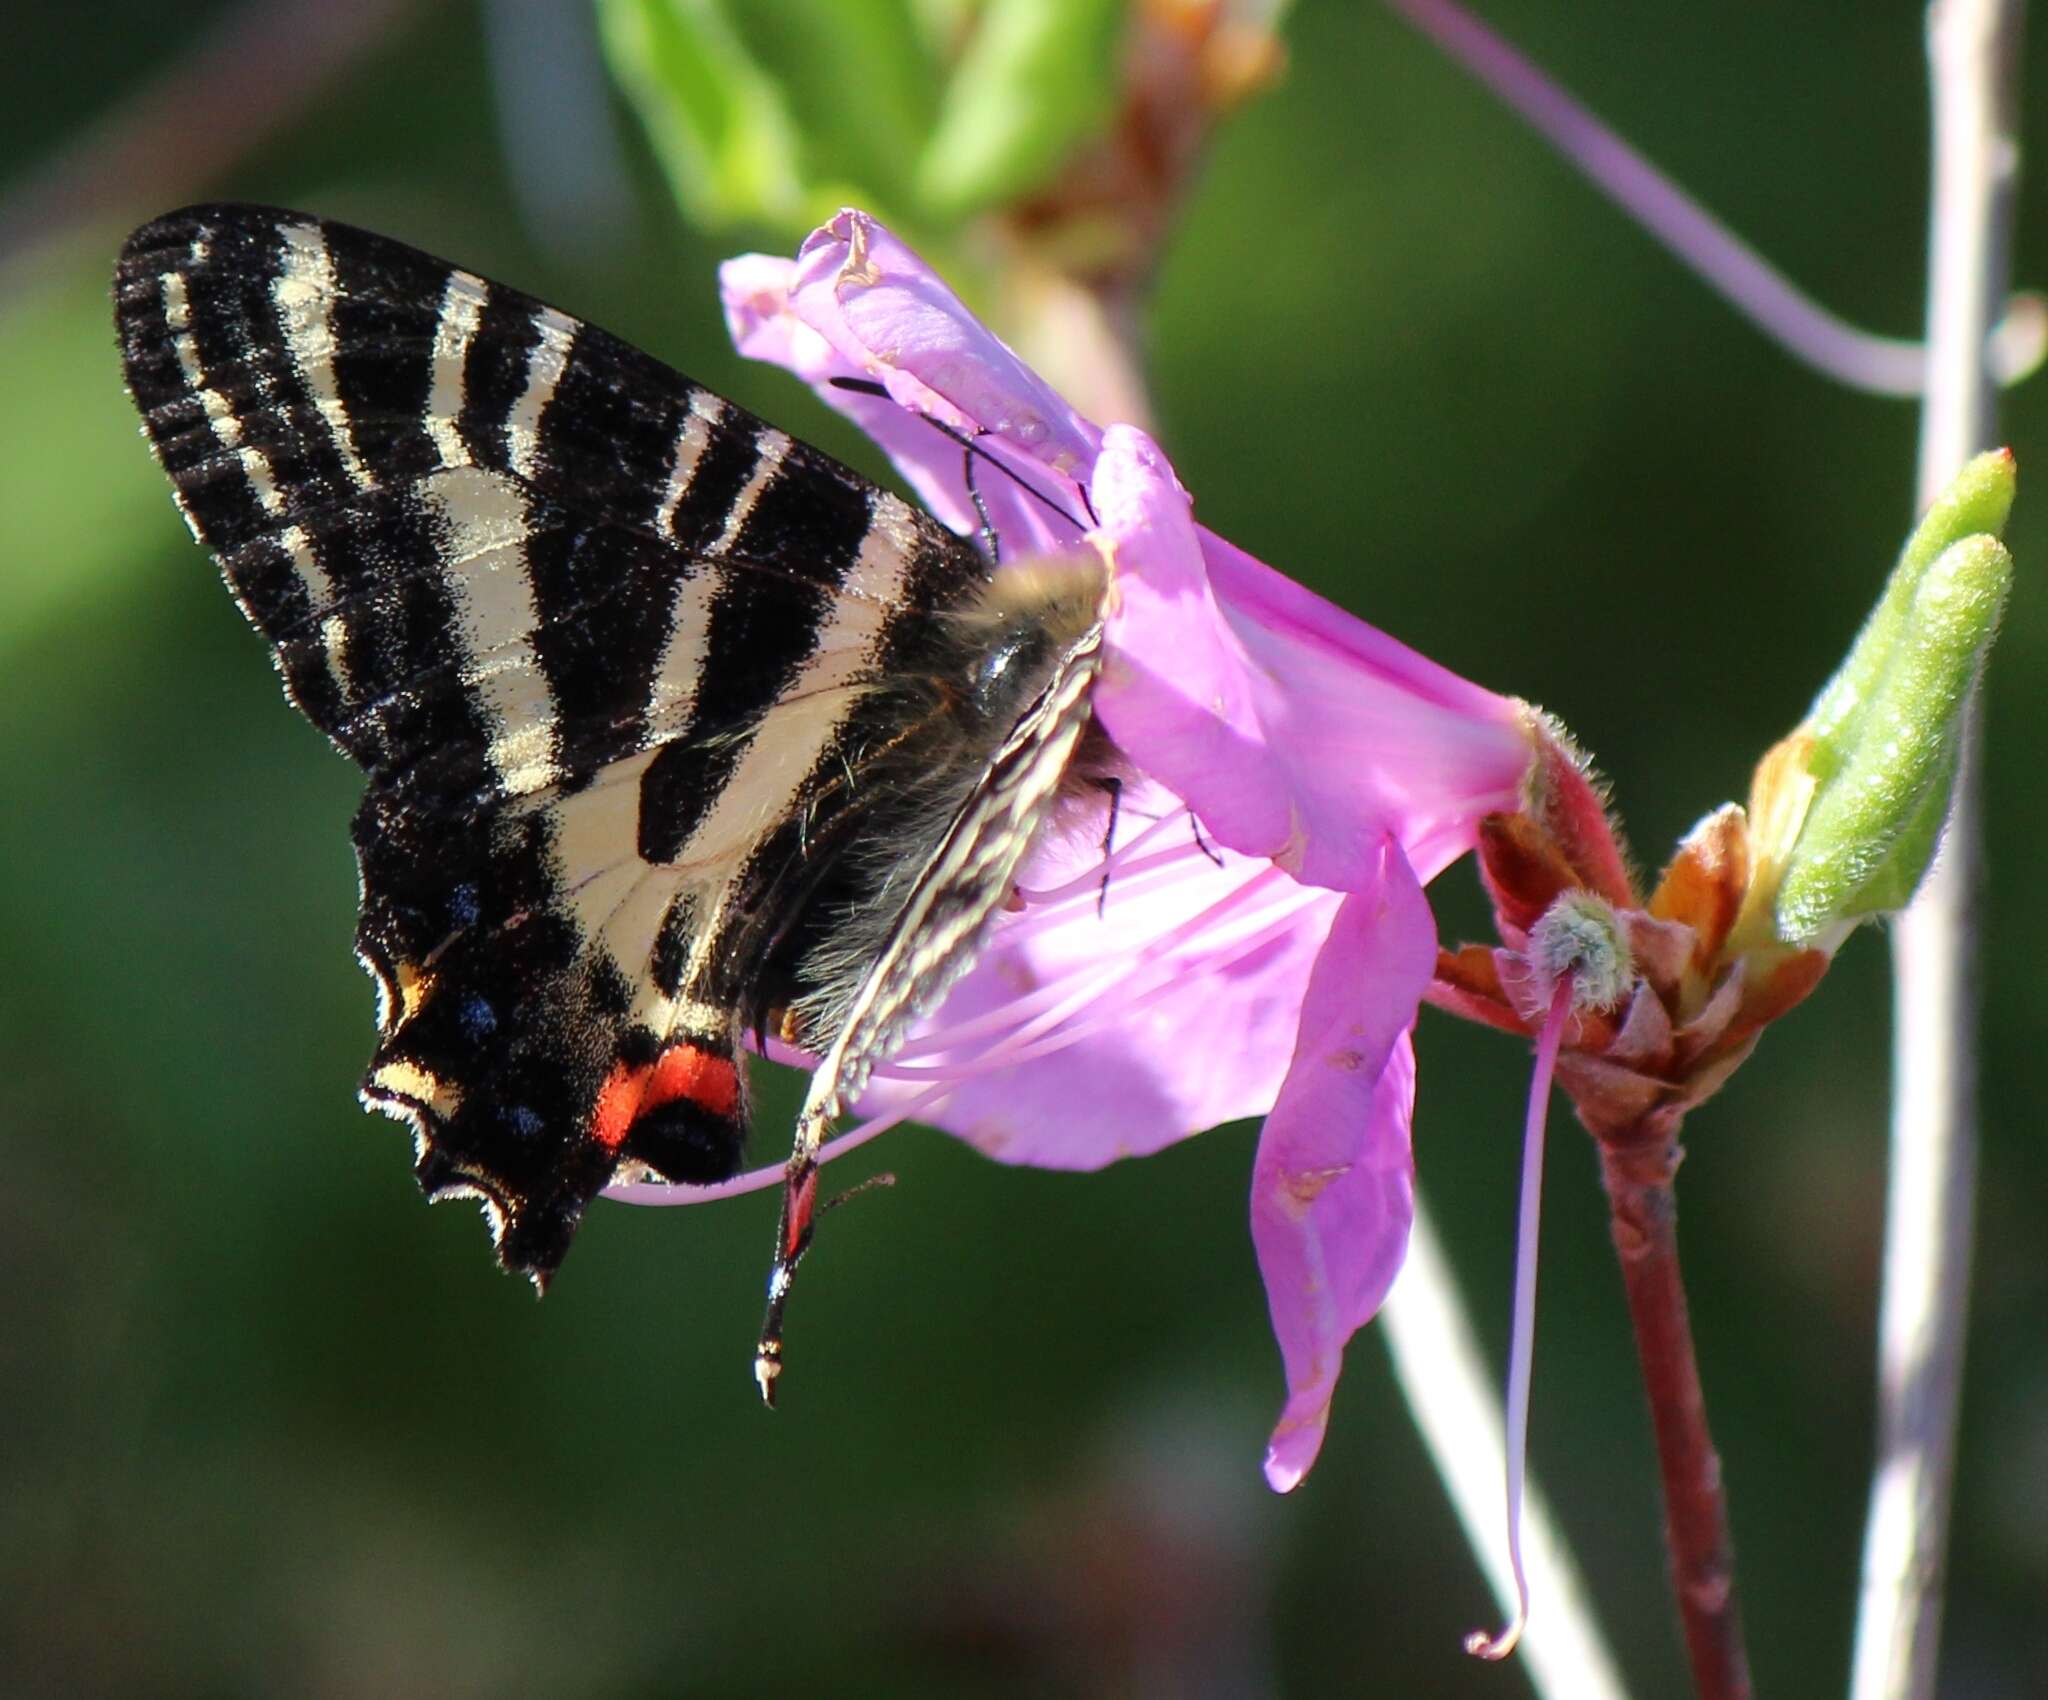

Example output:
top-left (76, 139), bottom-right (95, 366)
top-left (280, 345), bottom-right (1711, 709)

top-left (115, 204), bottom-right (1110, 1397)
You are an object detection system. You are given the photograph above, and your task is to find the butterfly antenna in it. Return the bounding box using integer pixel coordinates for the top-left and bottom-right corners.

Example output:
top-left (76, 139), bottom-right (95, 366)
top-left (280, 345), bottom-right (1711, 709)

top-left (828, 377), bottom-right (1090, 535)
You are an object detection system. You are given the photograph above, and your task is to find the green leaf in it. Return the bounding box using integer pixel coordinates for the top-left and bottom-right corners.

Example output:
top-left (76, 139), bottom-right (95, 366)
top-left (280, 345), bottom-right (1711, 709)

top-left (598, 0), bottom-right (951, 236)
top-left (915, 0), bottom-right (1125, 218)
top-left (1839, 744), bottom-right (1956, 922)
top-left (724, 0), bottom-right (943, 215)
top-left (598, 0), bottom-right (810, 229)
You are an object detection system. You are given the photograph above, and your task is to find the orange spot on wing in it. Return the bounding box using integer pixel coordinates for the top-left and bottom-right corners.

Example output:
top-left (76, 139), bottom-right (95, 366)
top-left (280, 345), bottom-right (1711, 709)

top-left (590, 1043), bottom-right (741, 1150)
top-left (649, 1042), bottom-right (741, 1119)
top-left (591, 1063), bottom-right (642, 1151)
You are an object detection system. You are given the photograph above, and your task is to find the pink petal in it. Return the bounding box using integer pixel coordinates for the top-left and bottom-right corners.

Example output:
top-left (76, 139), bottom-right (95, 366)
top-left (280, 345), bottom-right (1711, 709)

top-left (1251, 841), bottom-right (1436, 1492)
top-left (1201, 528), bottom-right (1533, 884)
top-left (729, 217), bottom-right (1534, 897)
top-left (786, 212), bottom-right (1099, 477)
top-left (722, 248), bottom-right (1014, 543)
top-left (859, 795), bottom-right (1345, 1165)
top-left (1089, 428), bottom-right (1535, 895)
top-left (726, 211), bottom-right (1096, 557)
top-left (1088, 427), bottom-right (1295, 860)
top-left (719, 253), bottom-right (818, 375)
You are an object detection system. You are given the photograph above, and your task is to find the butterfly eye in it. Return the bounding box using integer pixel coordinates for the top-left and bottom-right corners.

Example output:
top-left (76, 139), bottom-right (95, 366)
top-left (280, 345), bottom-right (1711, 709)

top-left (969, 629), bottom-right (1033, 705)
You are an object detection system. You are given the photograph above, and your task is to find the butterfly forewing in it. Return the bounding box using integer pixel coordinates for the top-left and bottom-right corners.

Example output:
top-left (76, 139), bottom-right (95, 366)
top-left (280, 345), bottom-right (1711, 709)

top-left (117, 204), bottom-right (1105, 1288)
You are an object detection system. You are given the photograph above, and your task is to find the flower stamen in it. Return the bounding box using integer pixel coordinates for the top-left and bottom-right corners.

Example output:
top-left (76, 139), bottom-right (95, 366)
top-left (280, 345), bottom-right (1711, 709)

top-left (1466, 970), bottom-right (1574, 1662)
top-left (603, 1081), bottom-right (958, 1208)
top-left (883, 881), bottom-right (1328, 1079)
top-left (890, 857), bottom-right (1299, 1063)
top-left (1010, 802), bottom-right (1203, 907)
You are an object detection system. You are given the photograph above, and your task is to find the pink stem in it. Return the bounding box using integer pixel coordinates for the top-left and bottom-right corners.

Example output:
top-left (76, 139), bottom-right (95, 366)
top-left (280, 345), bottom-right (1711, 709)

top-left (1384, 0), bottom-right (1935, 395)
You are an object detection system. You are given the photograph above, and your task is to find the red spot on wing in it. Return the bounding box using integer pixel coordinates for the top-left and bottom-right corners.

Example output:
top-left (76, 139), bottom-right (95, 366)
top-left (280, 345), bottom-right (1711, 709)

top-left (590, 1042), bottom-right (742, 1150)
top-left (591, 1063), bottom-right (644, 1151)
top-left (652, 1042), bottom-right (742, 1119)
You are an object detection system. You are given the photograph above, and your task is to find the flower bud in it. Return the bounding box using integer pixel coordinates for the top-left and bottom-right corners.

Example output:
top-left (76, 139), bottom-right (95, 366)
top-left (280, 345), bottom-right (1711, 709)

top-left (1743, 451), bottom-right (2016, 951)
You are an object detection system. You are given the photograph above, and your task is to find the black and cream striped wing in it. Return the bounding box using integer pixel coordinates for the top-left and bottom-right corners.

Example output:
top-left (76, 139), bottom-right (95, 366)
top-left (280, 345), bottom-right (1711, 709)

top-left (115, 204), bottom-right (1029, 1282)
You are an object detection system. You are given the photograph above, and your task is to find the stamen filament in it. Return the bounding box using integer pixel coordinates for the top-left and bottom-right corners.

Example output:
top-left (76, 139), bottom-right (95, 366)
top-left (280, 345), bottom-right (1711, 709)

top-left (1466, 972), bottom-right (1575, 1662)
top-left (880, 885), bottom-right (1325, 1079)
top-left (1004, 839), bottom-right (1248, 934)
top-left (602, 1081), bottom-right (955, 1207)
top-left (1012, 806), bottom-right (1203, 906)
top-left (889, 860), bottom-right (1296, 1061)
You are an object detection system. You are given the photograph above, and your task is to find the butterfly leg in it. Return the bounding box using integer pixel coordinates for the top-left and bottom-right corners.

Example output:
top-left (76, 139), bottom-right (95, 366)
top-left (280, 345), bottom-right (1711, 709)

top-left (754, 1142), bottom-right (900, 1402)
top-left (962, 440), bottom-right (1000, 562)
top-left (754, 1111), bottom-right (829, 1405)
top-left (1095, 774), bottom-right (1123, 916)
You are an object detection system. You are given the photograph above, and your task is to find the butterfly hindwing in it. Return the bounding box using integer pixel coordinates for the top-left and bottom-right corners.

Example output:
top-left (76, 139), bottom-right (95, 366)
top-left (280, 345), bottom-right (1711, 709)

top-left (118, 204), bottom-right (1112, 1290)
top-left (118, 204), bottom-right (1118, 1290)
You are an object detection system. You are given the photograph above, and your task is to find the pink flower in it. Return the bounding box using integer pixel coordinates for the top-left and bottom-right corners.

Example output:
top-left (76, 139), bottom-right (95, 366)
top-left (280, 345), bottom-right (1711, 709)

top-left (702, 212), bottom-right (1534, 1488)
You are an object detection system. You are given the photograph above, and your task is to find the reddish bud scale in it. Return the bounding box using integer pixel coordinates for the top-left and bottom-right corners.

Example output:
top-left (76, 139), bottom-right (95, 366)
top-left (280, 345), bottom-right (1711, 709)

top-left (1524, 726), bottom-right (1636, 910)
top-left (1430, 746), bottom-right (1829, 1145)
top-left (1476, 814), bottom-right (1583, 939)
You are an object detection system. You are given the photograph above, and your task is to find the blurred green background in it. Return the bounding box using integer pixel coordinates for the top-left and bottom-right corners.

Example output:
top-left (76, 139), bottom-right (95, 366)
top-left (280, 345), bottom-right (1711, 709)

top-left (4, 3), bottom-right (2045, 1696)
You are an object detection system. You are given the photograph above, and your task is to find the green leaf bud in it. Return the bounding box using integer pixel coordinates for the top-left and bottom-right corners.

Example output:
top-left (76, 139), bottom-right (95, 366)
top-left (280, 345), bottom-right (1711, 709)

top-left (1776, 530), bottom-right (2012, 942)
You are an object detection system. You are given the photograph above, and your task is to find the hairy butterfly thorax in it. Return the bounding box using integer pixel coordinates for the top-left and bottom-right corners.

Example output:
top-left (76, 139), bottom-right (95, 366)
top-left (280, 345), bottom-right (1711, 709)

top-left (115, 204), bottom-right (1110, 1385)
